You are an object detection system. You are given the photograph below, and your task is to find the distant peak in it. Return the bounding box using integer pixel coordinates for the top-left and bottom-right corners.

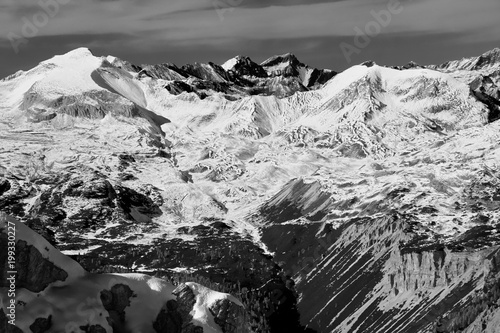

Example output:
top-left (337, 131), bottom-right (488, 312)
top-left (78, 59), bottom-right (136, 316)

top-left (279, 53), bottom-right (298, 60)
top-left (222, 56), bottom-right (243, 71)
top-left (235, 55), bottom-right (252, 61)
top-left (64, 47), bottom-right (95, 57)
top-left (234, 55), bottom-right (256, 65)
top-left (42, 47), bottom-right (96, 63)
top-left (477, 47), bottom-right (500, 62)
top-left (434, 46), bottom-right (500, 71)
top-left (360, 60), bottom-right (377, 67)
top-left (226, 54), bottom-right (252, 62)
top-left (483, 47), bottom-right (500, 56)
top-left (221, 55), bottom-right (267, 77)
top-left (260, 53), bottom-right (302, 67)
top-left (39, 46), bottom-right (102, 70)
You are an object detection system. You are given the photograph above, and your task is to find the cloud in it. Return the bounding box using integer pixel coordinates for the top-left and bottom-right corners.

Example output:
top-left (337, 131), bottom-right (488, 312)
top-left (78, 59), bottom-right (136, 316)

top-left (0, 0), bottom-right (499, 78)
top-left (1, 0), bottom-right (498, 46)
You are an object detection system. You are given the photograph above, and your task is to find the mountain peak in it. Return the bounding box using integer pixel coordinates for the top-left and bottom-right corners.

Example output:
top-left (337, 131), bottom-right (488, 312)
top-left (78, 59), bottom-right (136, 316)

top-left (222, 55), bottom-right (255, 71)
top-left (360, 60), bottom-right (377, 67)
top-left (474, 47), bottom-right (500, 70)
top-left (482, 47), bottom-right (500, 56)
top-left (222, 55), bottom-right (268, 77)
top-left (56, 47), bottom-right (95, 59)
top-left (260, 53), bottom-right (302, 68)
top-left (433, 46), bottom-right (500, 71)
top-left (41, 47), bottom-right (99, 68)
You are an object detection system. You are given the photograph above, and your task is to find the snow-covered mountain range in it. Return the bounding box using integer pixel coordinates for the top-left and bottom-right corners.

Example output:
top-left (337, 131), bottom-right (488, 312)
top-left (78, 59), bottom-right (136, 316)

top-left (1, 46), bottom-right (500, 333)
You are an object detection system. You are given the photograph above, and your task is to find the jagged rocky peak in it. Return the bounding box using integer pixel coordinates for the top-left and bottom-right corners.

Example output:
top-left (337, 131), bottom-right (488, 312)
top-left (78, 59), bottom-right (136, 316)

top-left (473, 47), bottom-right (500, 70)
top-left (105, 55), bottom-right (142, 73)
top-left (360, 60), bottom-right (377, 67)
top-left (258, 52), bottom-right (336, 88)
top-left (391, 60), bottom-right (424, 70)
top-left (222, 55), bottom-right (268, 78)
top-left (140, 62), bottom-right (190, 81)
top-left (433, 47), bottom-right (500, 72)
top-left (260, 52), bottom-right (305, 76)
top-left (180, 61), bottom-right (230, 82)
top-left (261, 52), bottom-right (302, 66)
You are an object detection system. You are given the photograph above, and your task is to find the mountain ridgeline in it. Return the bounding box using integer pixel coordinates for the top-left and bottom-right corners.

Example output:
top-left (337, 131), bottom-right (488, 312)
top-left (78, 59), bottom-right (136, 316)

top-left (1, 47), bottom-right (500, 333)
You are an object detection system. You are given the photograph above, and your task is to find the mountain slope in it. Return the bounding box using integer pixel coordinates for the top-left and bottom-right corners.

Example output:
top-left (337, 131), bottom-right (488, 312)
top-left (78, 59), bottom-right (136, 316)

top-left (431, 48), bottom-right (500, 72)
top-left (1, 47), bottom-right (500, 333)
top-left (427, 48), bottom-right (500, 125)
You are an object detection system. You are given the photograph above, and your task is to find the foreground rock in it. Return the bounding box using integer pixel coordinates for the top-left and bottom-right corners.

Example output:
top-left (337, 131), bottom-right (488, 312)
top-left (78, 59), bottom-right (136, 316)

top-left (0, 215), bottom-right (248, 333)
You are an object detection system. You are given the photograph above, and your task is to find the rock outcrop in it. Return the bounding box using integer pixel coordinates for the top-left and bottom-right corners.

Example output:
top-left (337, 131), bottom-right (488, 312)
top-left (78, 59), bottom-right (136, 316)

top-left (153, 299), bottom-right (183, 333)
top-left (22, 89), bottom-right (138, 119)
top-left (100, 284), bottom-right (136, 332)
top-left (0, 237), bottom-right (69, 292)
top-left (0, 216), bottom-right (249, 333)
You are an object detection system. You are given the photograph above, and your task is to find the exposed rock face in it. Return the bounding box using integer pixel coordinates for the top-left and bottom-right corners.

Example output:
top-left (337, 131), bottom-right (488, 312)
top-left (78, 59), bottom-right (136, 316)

top-left (29, 316), bottom-right (52, 333)
top-left (260, 178), bottom-right (333, 223)
top-left (392, 61), bottom-right (425, 70)
top-left (165, 81), bottom-right (197, 96)
top-left (181, 63), bottom-right (230, 83)
top-left (138, 53), bottom-right (335, 100)
top-left (387, 246), bottom-right (498, 295)
top-left (167, 283), bottom-right (249, 333)
top-left (248, 76), bottom-right (309, 98)
top-left (225, 56), bottom-right (268, 78)
top-left (153, 300), bottom-right (183, 333)
top-left (473, 89), bottom-right (500, 123)
top-left (260, 53), bottom-right (336, 89)
top-left (172, 284), bottom-right (204, 333)
top-left (22, 89), bottom-right (138, 119)
top-left (262, 209), bottom-right (500, 333)
top-left (433, 48), bottom-right (500, 72)
top-left (0, 236), bottom-right (68, 292)
top-left (79, 324), bottom-right (108, 333)
top-left (0, 178), bottom-right (31, 217)
top-left (209, 298), bottom-right (247, 333)
top-left (0, 178), bottom-right (10, 195)
top-left (24, 170), bottom-right (163, 246)
top-left (100, 284), bottom-right (135, 332)
top-left (0, 309), bottom-right (23, 333)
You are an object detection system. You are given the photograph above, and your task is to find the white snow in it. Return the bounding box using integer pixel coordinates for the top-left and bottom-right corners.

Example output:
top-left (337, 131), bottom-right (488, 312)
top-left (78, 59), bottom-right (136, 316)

top-left (184, 282), bottom-right (243, 333)
top-left (221, 57), bottom-right (239, 71)
top-left (0, 47), bottom-right (104, 112)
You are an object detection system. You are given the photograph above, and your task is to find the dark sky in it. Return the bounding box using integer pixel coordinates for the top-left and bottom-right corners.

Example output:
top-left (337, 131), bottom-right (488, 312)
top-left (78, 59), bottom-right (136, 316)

top-left (1, 0), bottom-right (499, 78)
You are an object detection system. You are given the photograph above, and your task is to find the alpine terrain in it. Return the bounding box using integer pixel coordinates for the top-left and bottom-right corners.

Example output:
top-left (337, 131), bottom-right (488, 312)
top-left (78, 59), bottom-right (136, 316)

top-left (2, 46), bottom-right (500, 333)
